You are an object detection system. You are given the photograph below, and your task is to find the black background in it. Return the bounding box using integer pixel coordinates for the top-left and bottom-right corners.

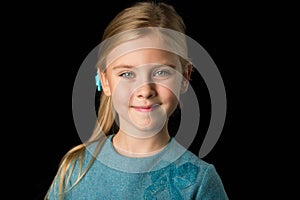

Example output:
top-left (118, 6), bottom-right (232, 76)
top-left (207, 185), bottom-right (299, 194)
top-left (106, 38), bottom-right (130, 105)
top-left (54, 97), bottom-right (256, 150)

top-left (4, 0), bottom-right (295, 199)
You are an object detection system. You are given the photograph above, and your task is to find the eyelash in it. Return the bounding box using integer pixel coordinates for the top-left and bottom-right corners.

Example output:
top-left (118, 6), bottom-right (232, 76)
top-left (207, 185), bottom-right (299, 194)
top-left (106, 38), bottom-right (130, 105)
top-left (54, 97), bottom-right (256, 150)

top-left (154, 70), bottom-right (171, 77)
top-left (119, 69), bottom-right (173, 79)
top-left (120, 71), bottom-right (135, 79)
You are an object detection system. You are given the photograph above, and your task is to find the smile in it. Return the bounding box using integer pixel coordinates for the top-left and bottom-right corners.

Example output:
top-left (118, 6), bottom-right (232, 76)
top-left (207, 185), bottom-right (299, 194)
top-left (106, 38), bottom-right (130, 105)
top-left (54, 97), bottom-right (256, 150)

top-left (131, 104), bottom-right (161, 112)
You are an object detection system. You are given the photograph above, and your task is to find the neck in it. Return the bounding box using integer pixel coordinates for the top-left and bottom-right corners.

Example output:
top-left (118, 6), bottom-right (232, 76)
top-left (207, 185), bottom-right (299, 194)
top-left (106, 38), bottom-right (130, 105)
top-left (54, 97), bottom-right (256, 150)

top-left (112, 128), bottom-right (171, 158)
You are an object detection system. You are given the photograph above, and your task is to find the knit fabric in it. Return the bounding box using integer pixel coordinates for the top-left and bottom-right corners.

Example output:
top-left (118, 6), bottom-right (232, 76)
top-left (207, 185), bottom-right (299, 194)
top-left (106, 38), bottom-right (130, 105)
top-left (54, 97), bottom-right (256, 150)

top-left (47, 135), bottom-right (228, 199)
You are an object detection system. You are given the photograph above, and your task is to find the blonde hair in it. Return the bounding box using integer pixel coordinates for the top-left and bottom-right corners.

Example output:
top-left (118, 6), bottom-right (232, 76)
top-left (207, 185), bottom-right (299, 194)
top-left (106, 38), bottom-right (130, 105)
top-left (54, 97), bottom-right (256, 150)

top-left (45, 1), bottom-right (189, 199)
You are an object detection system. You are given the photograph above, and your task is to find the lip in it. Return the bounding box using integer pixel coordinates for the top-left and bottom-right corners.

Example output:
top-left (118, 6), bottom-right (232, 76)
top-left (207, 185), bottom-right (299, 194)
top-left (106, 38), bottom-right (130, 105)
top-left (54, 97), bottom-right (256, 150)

top-left (131, 104), bottom-right (161, 112)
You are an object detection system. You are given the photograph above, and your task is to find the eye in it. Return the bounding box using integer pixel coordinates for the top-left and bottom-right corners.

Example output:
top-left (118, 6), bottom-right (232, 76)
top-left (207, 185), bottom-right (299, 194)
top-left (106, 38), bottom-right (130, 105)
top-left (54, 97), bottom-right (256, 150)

top-left (153, 68), bottom-right (174, 79)
top-left (120, 71), bottom-right (135, 79)
top-left (155, 70), bottom-right (168, 76)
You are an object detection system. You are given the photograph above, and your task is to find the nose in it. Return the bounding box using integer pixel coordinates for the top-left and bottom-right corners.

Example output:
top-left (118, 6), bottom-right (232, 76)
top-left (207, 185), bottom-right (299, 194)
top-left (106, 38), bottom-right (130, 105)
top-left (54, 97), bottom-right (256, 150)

top-left (136, 83), bottom-right (156, 99)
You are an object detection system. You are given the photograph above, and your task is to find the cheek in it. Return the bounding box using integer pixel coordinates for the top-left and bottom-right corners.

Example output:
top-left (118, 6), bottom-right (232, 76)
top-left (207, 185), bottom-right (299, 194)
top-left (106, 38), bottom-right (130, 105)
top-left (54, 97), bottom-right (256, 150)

top-left (157, 86), bottom-right (179, 105)
top-left (111, 83), bottom-right (132, 109)
top-left (158, 77), bottom-right (182, 98)
top-left (160, 88), bottom-right (179, 116)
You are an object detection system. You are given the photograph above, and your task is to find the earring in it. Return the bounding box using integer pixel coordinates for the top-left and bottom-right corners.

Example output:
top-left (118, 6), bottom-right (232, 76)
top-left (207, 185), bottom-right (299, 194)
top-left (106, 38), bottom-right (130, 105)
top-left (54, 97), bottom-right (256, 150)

top-left (95, 74), bottom-right (102, 91)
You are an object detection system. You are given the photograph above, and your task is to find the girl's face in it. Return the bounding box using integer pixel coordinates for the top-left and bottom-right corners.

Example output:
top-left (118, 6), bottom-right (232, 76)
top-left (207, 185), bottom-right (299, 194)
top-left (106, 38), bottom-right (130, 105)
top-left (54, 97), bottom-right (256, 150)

top-left (100, 48), bottom-right (187, 138)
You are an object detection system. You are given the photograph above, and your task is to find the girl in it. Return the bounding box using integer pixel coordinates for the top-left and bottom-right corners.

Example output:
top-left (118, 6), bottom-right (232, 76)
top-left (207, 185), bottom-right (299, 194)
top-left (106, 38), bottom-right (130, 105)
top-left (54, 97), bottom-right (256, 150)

top-left (45, 1), bottom-right (228, 199)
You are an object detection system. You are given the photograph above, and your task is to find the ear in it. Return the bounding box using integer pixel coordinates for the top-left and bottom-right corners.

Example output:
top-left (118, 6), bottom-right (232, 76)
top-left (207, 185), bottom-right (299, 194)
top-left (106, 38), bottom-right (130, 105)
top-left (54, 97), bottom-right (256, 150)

top-left (180, 64), bottom-right (193, 94)
top-left (98, 68), bottom-right (112, 96)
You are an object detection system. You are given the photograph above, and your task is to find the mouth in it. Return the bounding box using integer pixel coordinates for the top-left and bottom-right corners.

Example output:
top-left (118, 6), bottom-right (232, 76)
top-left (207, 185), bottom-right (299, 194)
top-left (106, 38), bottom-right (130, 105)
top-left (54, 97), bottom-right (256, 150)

top-left (131, 104), bottom-right (161, 112)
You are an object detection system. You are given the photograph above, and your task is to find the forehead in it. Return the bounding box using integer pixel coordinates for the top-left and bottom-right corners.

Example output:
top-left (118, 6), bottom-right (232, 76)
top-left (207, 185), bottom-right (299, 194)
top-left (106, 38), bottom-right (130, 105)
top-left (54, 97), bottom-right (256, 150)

top-left (106, 34), bottom-right (181, 70)
top-left (108, 48), bottom-right (180, 70)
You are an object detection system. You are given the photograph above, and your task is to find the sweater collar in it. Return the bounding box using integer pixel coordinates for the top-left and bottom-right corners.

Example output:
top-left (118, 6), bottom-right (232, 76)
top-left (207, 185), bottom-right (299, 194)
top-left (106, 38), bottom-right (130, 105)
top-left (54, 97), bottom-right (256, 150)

top-left (89, 134), bottom-right (187, 173)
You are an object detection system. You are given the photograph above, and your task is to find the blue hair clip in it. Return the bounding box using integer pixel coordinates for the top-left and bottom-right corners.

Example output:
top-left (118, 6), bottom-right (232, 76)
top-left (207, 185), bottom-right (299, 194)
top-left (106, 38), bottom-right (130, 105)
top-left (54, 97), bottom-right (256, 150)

top-left (95, 74), bottom-right (102, 91)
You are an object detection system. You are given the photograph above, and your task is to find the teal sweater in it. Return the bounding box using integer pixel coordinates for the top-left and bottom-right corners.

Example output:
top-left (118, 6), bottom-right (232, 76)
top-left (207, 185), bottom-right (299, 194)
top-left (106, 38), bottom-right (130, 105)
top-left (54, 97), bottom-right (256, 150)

top-left (47, 135), bottom-right (228, 199)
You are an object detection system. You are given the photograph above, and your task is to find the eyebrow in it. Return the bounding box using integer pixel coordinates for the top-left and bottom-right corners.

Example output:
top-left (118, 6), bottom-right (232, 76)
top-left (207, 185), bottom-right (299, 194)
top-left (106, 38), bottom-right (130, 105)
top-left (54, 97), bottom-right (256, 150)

top-left (112, 65), bottom-right (134, 70)
top-left (111, 63), bottom-right (177, 70)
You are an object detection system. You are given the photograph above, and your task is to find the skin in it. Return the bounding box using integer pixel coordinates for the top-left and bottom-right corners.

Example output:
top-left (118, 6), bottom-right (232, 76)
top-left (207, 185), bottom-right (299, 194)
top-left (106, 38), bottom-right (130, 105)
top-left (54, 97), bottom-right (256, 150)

top-left (99, 48), bottom-right (192, 157)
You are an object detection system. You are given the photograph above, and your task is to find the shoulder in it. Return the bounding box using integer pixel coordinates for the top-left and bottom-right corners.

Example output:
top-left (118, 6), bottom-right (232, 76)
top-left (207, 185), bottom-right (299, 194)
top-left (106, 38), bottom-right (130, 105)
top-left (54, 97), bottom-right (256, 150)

top-left (171, 140), bottom-right (228, 199)
top-left (148, 139), bottom-right (229, 199)
top-left (158, 138), bottom-right (220, 185)
top-left (172, 144), bottom-right (216, 180)
top-left (169, 138), bottom-right (212, 170)
top-left (181, 152), bottom-right (228, 199)
top-left (171, 139), bottom-right (224, 183)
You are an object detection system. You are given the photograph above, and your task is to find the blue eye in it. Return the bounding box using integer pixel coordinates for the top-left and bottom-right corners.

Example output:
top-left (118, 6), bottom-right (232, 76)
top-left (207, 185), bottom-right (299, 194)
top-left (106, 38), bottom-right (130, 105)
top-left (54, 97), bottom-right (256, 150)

top-left (155, 71), bottom-right (165, 76)
top-left (120, 71), bottom-right (135, 79)
top-left (154, 69), bottom-right (172, 78)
